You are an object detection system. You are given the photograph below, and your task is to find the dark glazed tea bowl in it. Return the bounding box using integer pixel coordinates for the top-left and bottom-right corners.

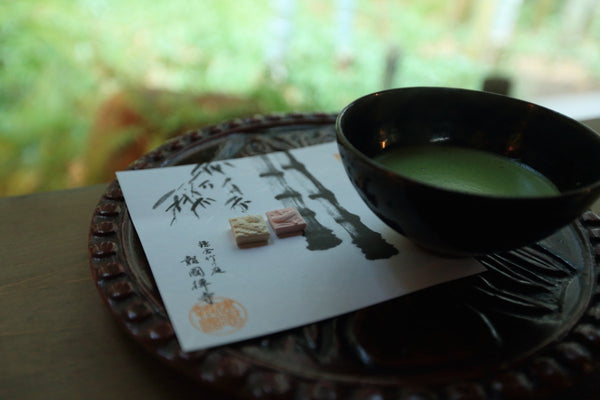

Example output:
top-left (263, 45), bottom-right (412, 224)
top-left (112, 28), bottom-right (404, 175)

top-left (336, 87), bottom-right (600, 257)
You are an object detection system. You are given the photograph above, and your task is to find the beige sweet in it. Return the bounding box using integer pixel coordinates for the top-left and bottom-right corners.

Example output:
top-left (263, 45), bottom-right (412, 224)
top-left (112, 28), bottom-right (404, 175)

top-left (265, 207), bottom-right (307, 238)
top-left (229, 214), bottom-right (271, 248)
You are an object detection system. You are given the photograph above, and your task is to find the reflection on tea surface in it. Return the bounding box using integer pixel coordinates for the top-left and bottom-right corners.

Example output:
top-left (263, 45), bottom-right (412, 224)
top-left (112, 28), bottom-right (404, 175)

top-left (373, 145), bottom-right (559, 197)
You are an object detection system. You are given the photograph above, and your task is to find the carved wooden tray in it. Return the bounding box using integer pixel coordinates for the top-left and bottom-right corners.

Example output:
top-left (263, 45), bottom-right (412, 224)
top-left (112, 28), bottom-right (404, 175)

top-left (88, 113), bottom-right (600, 399)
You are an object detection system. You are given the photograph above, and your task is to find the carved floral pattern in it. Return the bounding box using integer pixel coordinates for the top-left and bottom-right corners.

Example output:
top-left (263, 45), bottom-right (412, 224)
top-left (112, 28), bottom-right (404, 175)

top-left (89, 113), bottom-right (600, 399)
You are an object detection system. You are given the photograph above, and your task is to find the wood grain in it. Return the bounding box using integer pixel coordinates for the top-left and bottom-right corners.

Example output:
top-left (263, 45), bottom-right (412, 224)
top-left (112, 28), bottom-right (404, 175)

top-left (0, 185), bottom-right (225, 400)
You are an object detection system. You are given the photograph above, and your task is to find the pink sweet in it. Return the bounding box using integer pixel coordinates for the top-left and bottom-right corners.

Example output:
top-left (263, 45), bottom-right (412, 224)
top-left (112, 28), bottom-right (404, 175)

top-left (265, 207), bottom-right (307, 238)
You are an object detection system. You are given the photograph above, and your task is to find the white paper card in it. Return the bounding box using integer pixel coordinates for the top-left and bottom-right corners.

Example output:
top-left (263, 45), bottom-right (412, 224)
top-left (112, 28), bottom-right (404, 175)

top-left (117, 142), bottom-right (485, 352)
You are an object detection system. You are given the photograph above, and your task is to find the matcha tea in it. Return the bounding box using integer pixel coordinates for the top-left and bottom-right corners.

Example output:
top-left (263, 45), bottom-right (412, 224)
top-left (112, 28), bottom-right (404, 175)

top-left (373, 145), bottom-right (559, 197)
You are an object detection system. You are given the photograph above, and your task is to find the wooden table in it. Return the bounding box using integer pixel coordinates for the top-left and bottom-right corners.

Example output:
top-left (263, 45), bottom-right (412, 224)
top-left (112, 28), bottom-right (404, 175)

top-left (2, 184), bottom-right (600, 400)
top-left (0, 185), bottom-right (230, 400)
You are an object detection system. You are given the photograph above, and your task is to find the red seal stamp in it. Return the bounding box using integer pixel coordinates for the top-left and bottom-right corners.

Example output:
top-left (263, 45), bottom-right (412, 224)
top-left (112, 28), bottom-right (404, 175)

top-left (189, 297), bottom-right (248, 335)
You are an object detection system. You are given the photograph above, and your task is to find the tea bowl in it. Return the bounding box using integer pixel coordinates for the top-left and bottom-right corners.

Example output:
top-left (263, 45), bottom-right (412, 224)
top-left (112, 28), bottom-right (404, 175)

top-left (336, 87), bottom-right (600, 257)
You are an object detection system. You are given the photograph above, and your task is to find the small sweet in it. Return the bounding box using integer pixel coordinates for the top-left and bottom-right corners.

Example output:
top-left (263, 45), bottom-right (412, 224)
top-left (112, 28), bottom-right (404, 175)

top-left (265, 207), bottom-right (307, 238)
top-left (229, 215), bottom-right (271, 248)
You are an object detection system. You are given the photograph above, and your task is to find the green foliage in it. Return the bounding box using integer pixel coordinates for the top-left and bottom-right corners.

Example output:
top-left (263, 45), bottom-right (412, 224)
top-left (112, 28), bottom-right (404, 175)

top-left (1, 0), bottom-right (598, 196)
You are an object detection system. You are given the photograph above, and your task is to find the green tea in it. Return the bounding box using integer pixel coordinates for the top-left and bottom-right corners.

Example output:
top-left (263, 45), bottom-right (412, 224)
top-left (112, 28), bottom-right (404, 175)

top-left (373, 145), bottom-right (559, 197)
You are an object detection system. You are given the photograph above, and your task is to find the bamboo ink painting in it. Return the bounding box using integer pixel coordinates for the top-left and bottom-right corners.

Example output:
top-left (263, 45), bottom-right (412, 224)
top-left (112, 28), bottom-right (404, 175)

top-left (117, 142), bottom-right (484, 352)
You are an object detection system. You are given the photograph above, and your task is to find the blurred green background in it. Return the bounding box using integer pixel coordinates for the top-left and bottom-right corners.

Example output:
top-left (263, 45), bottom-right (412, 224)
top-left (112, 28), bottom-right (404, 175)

top-left (1, 0), bottom-right (599, 196)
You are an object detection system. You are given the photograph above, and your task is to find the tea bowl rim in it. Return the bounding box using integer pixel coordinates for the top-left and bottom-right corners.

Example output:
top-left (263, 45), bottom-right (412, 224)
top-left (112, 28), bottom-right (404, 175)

top-left (335, 86), bottom-right (600, 201)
